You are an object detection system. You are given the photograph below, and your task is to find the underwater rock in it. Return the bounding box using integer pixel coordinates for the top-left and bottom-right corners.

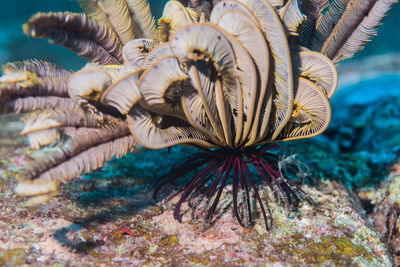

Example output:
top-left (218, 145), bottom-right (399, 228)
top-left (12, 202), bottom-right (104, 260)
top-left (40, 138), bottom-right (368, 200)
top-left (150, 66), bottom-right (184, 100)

top-left (359, 162), bottom-right (400, 266)
top-left (0, 169), bottom-right (394, 265)
top-left (150, 179), bottom-right (395, 266)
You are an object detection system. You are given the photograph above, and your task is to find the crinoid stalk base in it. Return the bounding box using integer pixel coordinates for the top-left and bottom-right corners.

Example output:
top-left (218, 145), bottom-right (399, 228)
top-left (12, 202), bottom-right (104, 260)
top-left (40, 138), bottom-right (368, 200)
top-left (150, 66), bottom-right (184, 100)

top-left (155, 144), bottom-right (314, 229)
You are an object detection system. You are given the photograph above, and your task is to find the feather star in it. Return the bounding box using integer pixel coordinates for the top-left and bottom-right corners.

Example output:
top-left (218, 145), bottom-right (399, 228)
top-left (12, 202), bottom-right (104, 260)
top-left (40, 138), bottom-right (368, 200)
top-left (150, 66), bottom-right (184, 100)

top-left (0, 0), bottom-right (396, 229)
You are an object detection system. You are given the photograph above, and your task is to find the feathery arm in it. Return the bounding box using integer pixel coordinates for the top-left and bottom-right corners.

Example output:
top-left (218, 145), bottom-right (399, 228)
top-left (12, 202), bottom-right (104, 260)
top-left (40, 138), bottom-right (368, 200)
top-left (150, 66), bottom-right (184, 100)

top-left (23, 12), bottom-right (124, 64)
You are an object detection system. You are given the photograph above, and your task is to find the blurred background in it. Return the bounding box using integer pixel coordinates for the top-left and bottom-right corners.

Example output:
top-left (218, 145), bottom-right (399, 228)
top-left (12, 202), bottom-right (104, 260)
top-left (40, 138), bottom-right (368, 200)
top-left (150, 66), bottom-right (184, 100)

top-left (0, 0), bottom-right (170, 70)
top-left (0, 0), bottom-right (399, 71)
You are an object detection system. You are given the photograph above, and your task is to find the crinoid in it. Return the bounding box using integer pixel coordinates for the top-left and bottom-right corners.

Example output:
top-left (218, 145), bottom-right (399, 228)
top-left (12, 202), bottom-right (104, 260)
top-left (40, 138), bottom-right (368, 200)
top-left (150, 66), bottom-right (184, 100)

top-left (0, 0), bottom-right (396, 228)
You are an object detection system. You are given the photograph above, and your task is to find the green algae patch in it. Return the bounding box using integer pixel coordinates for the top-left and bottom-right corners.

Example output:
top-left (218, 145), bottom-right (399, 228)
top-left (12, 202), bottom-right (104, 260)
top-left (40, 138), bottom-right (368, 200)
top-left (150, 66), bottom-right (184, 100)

top-left (330, 237), bottom-right (373, 258)
top-left (158, 235), bottom-right (179, 247)
top-left (188, 252), bottom-right (211, 265)
top-left (148, 235), bottom-right (180, 259)
top-left (274, 233), bottom-right (374, 265)
top-left (0, 248), bottom-right (27, 266)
